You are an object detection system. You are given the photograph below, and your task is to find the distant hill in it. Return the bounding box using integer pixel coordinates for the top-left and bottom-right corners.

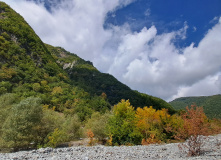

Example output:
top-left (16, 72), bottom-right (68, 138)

top-left (0, 1), bottom-right (175, 118)
top-left (169, 94), bottom-right (221, 119)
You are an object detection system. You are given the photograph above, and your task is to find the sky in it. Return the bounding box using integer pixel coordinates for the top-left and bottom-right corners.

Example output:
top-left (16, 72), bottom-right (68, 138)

top-left (2, 0), bottom-right (221, 101)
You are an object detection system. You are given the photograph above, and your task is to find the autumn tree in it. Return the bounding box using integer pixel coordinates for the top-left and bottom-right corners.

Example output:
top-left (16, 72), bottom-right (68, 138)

top-left (135, 106), bottom-right (170, 144)
top-left (182, 105), bottom-right (208, 137)
top-left (164, 114), bottom-right (184, 140)
top-left (178, 104), bottom-right (209, 156)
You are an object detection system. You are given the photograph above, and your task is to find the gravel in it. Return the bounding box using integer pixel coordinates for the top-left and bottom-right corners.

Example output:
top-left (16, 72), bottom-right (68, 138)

top-left (0, 134), bottom-right (221, 160)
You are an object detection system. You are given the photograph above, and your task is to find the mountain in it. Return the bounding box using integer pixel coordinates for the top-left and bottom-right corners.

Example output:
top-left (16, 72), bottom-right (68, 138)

top-left (46, 44), bottom-right (174, 112)
top-left (169, 94), bottom-right (221, 119)
top-left (2, 2), bottom-right (221, 151)
top-left (0, 1), bottom-right (174, 117)
top-left (0, 1), bottom-right (111, 121)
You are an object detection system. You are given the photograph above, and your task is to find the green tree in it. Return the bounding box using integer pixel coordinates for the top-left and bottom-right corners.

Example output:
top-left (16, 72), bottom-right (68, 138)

top-left (32, 83), bottom-right (41, 92)
top-left (106, 100), bottom-right (142, 145)
top-left (1, 97), bottom-right (43, 150)
top-left (62, 114), bottom-right (82, 141)
top-left (0, 93), bottom-right (18, 133)
top-left (85, 112), bottom-right (110, 143)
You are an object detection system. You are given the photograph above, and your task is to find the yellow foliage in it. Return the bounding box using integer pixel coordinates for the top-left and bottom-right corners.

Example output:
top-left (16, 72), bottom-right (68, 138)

top-left (42, 104), bottom-right (49, 110)
top-left (107, 134), bottom-right (113, 146)
top-left (40, 80), bottom-right (48, 86)
top-left (165, 114), bottom-right (184, 140)
top-left (51, 86), bottom-right (63, 95)
top-left (135, 106), bottom-right (170, 142)
top-left (113, 99), bottom-right (134, 117)
top-left (136, 106), bottom-right (160, 138)
top-left (47, 128), bottom-right (65, 148)
top-left (0, 66), bottom-right (17, 80)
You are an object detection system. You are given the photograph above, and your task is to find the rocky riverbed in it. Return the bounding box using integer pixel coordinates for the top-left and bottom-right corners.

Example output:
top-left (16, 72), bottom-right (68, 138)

top-left (0, 134), bottom-right (221, 160)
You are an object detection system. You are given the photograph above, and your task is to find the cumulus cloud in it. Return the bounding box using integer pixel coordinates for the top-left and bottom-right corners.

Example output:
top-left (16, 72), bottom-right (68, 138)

top-left (119, 19), bottom-right (221, 100)
top-left (171, 74), bottom-right (221, 100)
top-left (2, 0), bottom-right (221, 101)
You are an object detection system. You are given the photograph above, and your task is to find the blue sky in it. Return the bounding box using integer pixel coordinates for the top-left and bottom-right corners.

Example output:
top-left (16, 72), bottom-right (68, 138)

top-left (2, 0), bottom-right (221, 101)
top-left (105, 0), bottom-right (221, 47)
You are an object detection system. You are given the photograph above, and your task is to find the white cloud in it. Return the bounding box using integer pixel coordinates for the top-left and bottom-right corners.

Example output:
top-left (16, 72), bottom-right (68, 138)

top-left (144, 8), bottom-right (151, 17)
top-left (2, 0), bottom-right (221, 101)
top-left (120, 20), bottom-right (221, 100)
top-left (171, 74), bottom-right (221, 101)
top-left (193, 26), bottom-right (197, 32)
top-left (210, 16), bottom-right (219, 24)
top-left (3, 0), bottom-right (135, 60)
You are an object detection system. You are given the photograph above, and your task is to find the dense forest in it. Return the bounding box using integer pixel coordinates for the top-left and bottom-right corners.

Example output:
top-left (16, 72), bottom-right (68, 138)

top-left (0, 2), bottom-right (220, 153)
top-left (46, 44), bottom-right (174, 112)
top-left (170, 94), bottom-right (221, 119)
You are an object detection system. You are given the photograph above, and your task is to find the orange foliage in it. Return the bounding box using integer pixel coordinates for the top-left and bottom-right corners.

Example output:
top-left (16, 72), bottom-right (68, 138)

top-left (182, 104), bottom-right (209, 138)
top-left (141, 134), bottom-right (161, 145)
top-left (178, 105), bottom-right (210, 156)
top-left (101, 92), bottom-right (107, 99)
top-left (87, 129), bottom-right (95, 146)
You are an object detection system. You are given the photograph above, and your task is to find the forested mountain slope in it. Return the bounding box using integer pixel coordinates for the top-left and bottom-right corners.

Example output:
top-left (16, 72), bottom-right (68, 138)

top-left (46, 44), bottom-right (174, 112)
top-left (0, 1), bottom-right (174, 120)
top-left (0, 1), bottom-right (110, 121)
top-left (2, 2), bottom-right (221, 151)
top-left (0, 2), bottom-right (176, 150)
top-left (169, 94), bottom-right (221, 119)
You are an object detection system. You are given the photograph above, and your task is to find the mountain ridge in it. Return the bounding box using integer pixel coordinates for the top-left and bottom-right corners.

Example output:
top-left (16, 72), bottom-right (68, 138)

top-left (46, 44), bottom-right (174, 112)
top-left (0, 1), bottom-right (174, 114)
top-left (169, 94), bottom-right (221, 118)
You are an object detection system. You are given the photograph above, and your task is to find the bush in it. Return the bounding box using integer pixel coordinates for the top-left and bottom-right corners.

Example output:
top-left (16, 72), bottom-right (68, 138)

top-left (179, 135), bottom-right (207, 156)
top-left (106, 100), bottom-right (142, 145)
top-left (1, 97), bottom-right (42, 151)
top-left (85, 112), bottom-right (110, 143)
top-left (178, 105), bottom-right (209, 156)
top-left (39, 110), bottom-right (82, 148)
top-left (62, 114), bottom-right (82, 141)
top-left (44, 128), bottom-right (66, 148)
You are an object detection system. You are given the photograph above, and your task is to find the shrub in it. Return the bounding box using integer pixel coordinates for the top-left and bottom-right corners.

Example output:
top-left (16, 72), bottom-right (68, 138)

top-left (62, 114), bottom-right (82, 140)
top-left (87, 129), bottom-right (95, 146)
top-left (1, 97), bottom-right (43, 151)
top-left (179, 135), bottom-right (207, 156)
top-left (45, 128), bottom-right (66, 148)
top-left (178, 105), bottom-right (209, 156)
top-left (85, 112), bottom-right (110, 143)
top-left (106, 100), bottom-right (142, 145)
